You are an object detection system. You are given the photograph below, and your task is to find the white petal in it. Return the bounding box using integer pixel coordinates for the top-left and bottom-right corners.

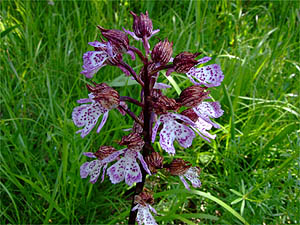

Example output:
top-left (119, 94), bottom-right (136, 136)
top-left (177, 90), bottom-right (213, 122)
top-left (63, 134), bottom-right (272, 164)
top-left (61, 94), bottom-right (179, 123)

top-left (184, 167), bottom-right (201, 188)
top-left (136, 205), bottom-right (158, 225)
top-left (193, 102), bottom-right (223, 128)
top-left (194, 117), bottom-right (216, 141)
top-left (72, 102), bottom-right (108, 138)
top-left (186, 64), bottom-right (224, 87)
top-left (124, 151), bottom-right (142, 186)
top-left (107, 158), bottom-right (126, 184)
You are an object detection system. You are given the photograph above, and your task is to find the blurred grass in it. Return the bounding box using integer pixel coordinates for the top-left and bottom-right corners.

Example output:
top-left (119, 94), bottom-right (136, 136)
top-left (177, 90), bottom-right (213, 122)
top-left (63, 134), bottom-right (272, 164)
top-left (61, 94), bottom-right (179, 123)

top-left (1, 0), bottom-right (299, 224)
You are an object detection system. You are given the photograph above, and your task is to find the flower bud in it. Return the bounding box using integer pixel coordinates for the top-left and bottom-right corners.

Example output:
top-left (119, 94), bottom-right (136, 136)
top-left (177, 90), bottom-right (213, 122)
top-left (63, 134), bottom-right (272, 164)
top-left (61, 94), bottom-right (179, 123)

top-left (133, 112), bottom-right (144, 134)
top-left (151, 88), bottom-right (162, 99)
top-left (167, 158), bottom-right (191, 176)
top-left (97, 26), bottom-right (129, 52)
top-left (119, 132), bottom-right (144, 151)
top-left (134, 191), bottom-right (154, 206)
top-left (87, 82), bottom-right (120, 110)
top-left (151, 39), bottom-right (173, 65)
top-left (145, 152), bottom-right (164, 174)
top-left (130, 11), bottom-right (153, 38)
top-left (151, 95), bottom-right (179, 114)
top-left (94, 146), bottom-right (117, 160)
top-left (173, 52), bottom-right (201, 73)
top-left (178, 86), bottom-right (210, 107)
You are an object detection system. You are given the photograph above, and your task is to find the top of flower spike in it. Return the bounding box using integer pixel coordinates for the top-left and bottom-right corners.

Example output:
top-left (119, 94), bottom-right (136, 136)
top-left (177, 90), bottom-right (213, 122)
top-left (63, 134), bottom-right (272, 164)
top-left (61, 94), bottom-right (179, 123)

top-left (130, 11), bottom-right (153, 38)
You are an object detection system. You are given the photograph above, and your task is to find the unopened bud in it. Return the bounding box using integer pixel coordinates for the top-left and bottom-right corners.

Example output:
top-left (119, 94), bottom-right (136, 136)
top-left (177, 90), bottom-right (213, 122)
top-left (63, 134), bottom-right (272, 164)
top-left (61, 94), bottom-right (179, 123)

top-left (97, 26), bottom-right (129, 52)
top-left (173, 52), bottom-right (201, 73)
top-left (87, 83), bottom-right (120, 110)
top-left (151, 95), bottom-right (179, 114)
top-left (94, 146), bottom-right (117, 160)
top-left (151, 39), bottom-right (173, 65)
top-left (178, 86), bottom-right (210, 107)
top-left (134, 191), bottom-right (154, 206)
top-left (145, 152), bottom-right (164, 174)
top-left (133, 112), bottom-right (144, 134)
top-left (119, 133), bottom-right (144, 151)
top-left (168, 158), bottom-right (191, 176)
top-left (131, 11), bottom-right (153, 38)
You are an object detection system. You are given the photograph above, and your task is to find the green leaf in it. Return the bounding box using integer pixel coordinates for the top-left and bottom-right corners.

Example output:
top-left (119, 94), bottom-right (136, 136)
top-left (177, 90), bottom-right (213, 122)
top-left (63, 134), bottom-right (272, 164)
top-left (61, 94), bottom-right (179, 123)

top-left (261, 123), bottom-right (297, 152)
top-left (155, 189), bottom-right (249, 225)
top-left (241, 200), bottom-right (245, 216)
top-left (162, 71), bottom-right (181, 95)
top-left (108, 74), bottom-right (139, 87)
top-left (0, 25), bottom-right (20, 38)
top-left (230, 189), bottom-right (243, 197)
top-left (231, 197), bottom-right (243, 205)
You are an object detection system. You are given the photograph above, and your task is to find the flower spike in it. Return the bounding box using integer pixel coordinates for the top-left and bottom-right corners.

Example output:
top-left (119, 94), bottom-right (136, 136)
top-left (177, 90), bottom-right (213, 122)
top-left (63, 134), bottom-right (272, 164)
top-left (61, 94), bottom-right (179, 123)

top-left (75, 11), bottom-right (225, 224)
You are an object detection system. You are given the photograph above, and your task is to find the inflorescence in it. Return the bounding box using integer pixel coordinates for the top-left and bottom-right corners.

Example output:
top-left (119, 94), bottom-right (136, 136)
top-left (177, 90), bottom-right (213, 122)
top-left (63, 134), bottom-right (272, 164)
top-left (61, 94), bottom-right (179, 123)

top-left (72, 11), bottom-right (224, 225)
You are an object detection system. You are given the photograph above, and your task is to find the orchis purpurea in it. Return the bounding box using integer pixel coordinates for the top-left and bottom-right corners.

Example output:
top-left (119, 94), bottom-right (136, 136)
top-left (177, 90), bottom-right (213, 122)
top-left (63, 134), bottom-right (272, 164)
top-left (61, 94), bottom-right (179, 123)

top-left (73, 11), bottom-right (224, 225)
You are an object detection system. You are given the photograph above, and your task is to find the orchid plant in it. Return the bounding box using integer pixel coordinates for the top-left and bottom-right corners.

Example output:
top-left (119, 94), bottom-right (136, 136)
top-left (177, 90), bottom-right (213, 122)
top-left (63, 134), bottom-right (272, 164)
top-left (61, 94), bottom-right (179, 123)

top-left (72, 11), bottom-right (224, 225)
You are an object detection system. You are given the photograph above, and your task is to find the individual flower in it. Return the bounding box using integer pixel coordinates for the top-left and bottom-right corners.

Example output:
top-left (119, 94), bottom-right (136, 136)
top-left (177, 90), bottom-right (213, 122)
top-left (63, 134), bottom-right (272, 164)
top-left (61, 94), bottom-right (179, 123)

top-left (80, 41), bottom-right (114, 78)
top-left (80, 146), bottom-right (122, 184)
top-left (151, 39), bottom-right (173, 66)
top-left (81, 40), bottom-right (135, 79)
top-left (119, 132), bottom-right (145, 151)
top-left (177, 85), bottom-right (210, 107)
top-left (151, 113), bottom-right (196, 155)
top-left (131, 11), bottom-right (154, 39)
top-left (186, 57), bottom-right (224, 87)
top-left (97, 26), bottom-right (130, 53)
top-left (72, 83), bottom-right (127, 138)
top-left (172, 52), bottom-right (201, 73)
top-left (150, 94), bottom-right (179, 115)
top-left (123, 11), bottom-right (159, 54)
top-left (180, 100), bottom-right (223, 142)
top-left (107, 148), bottom-right (151, 186)
top-left (72, 93), bottom-right (109, 138)
top-left (132, 192), bottom-right (157, 225)
top-left (144, 152), bottom-right (164, 174)
top-left (168, 158), bottom-right (201, 190)
top-left (167, 53), bottom-right (224, 87)
top-left (86, 82), bottom-right (120, 110)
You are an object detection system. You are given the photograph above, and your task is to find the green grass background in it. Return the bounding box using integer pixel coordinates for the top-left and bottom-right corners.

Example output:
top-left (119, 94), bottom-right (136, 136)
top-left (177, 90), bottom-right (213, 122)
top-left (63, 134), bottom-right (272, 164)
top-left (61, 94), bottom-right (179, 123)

top-left (1, 0), bottom-right (299, 224)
